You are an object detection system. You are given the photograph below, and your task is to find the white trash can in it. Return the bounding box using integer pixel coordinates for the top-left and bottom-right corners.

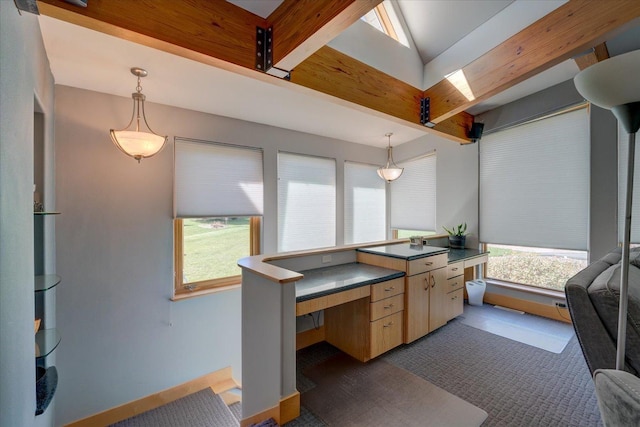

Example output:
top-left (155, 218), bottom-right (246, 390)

top-left (465, 280), bottom-right (486, 306)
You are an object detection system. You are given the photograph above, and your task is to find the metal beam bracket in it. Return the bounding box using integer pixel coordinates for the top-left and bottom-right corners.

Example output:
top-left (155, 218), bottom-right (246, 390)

top-left (255, 26), bottom-right (273, 72)
top-left (255, 26), bottom-right (290, 80)
top-left (420, 98), bottom-right (436, 128)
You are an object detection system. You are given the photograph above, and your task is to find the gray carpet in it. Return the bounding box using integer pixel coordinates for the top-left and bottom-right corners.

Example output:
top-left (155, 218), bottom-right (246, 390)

top-left (110, 388), bottom-right (238, 427)
top-left (287, 307), bottom-right (602, 427)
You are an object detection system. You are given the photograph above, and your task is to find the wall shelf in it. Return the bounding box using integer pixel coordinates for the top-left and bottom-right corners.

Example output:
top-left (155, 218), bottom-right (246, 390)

top-left (35, 275), bottom-right (61, 293)
top-left (35, 329), bottom-right (61, 360)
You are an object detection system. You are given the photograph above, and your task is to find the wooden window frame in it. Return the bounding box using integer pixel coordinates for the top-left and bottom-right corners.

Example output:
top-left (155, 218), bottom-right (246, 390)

top-left (173, 217), bottom-right (261, 298)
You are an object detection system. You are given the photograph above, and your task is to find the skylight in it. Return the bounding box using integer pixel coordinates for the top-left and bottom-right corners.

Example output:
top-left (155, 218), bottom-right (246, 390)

top-left (361, 1), bottom-right (409, 48)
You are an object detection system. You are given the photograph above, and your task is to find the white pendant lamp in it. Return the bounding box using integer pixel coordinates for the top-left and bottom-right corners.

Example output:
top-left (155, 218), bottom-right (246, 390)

top-left (574, 49), bottom-right (640, 370)
top-left (377, 133), bottom-right (403, 182)
top-left (110, 67), bottom-right (167, 163)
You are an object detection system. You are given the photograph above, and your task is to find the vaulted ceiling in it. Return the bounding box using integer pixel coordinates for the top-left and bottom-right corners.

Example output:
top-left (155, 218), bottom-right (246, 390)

top-left (36, 0), bottom-right (640, 147)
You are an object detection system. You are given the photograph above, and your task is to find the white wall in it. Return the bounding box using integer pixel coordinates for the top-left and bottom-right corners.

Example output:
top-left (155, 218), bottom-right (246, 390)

top-left (53, 85), bottom-right (387, 424)
top-left (0, 4), bottom-right (56, 426)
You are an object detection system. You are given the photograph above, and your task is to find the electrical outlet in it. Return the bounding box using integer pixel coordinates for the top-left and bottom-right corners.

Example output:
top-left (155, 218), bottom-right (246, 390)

top-left (552, 300), bottom-right (567, 309)
top-left (322, 255), bottom-right (332, 263)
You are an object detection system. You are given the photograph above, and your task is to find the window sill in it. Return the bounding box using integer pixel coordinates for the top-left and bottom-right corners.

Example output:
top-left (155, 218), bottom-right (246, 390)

top-left (171, 283), bottom-right (241, 301)
top-left (484, 278), bottom-right (566, 300)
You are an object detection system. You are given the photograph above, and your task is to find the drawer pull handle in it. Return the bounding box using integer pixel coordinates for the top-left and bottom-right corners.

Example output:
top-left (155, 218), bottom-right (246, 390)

top-left (452, 267), bottom-right (458, 271)
top-left (384, 304), bottom-right (394, 309)
top-left (383, 322), bottom-right (394, 328)
top-left (384, 286), bottom-right (395, 292)
top-left (425, 261), bottom-right (433, 266)
top-left (452, 295), bottom-right (458, 300)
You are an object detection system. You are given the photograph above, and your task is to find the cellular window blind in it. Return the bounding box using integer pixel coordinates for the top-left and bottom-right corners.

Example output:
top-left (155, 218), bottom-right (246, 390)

top-left (344, 162), bottom-right (386, 244)
top-left (278, 152), bottom-right (336, 252)
top-left (618, 121), bottom-right (640, 242)
top-left (174, 138), bottom-right (264, 217)
top-left (479, 108), bottom-right (589, 250)
top-left (390, 154), bottom-right (437, 231)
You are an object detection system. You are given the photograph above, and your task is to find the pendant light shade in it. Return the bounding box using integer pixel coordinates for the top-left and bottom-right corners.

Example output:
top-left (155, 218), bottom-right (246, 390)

top-left (377, 133), bottom-right (403, 182)
top-left (574, 49), bottom-right (640, 371)
top-left (110, 67), bottom-right (167, 162)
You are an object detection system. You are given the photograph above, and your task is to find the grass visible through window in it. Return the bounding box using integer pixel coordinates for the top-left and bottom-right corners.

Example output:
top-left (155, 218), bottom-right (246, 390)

top-left (182, 217), bottom-right (250, 283)
top-left (486, 244), bottom-right (587, 291)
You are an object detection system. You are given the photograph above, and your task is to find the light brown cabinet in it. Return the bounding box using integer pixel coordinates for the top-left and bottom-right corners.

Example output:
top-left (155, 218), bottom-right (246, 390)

top-left (427, 266), bottom-right (449, 333)
top-left (324, 277), bottom-right (405, 362)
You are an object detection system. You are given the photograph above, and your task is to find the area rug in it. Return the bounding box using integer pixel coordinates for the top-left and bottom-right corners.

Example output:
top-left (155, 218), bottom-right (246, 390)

top-left (301, 353), bottom-right (488, 427)
top-left (459, 303), bottom-right (574, 353)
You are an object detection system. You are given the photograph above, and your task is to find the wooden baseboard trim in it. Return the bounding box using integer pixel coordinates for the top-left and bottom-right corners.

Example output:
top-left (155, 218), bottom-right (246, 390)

top-left (483, 292), bottom-right (572, 324)
top-left (65, 367), bottom-right (235, 427)
top-left (280, 391), bottom-right (300, 425)
top-left (240, 404), bottom-right (280, 427)
top-left (296, 326), bottom-right (325, 350)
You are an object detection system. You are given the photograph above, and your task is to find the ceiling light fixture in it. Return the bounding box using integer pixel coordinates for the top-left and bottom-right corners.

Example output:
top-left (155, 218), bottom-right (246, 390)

top-left (574, 49), bottom-right (640, 371)
top-left (377, 133), bottom-right (403, 183)
top-left (110, 67), bottom-right (167, 163)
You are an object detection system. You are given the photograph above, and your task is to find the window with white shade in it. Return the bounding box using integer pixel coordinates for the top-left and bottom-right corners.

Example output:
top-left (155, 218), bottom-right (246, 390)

top-left (618, 120), bottom-right (640, 243)
top-left (390, 153), bottom-right (437, 233)
top-left (480, 107), bottom-right (589, 290)
top-left (173, 138), bottom-right (263, 296)
top-left (278, 152), bottom-right (336, 252)
top-left (344, 161), bottom-right (386, 244)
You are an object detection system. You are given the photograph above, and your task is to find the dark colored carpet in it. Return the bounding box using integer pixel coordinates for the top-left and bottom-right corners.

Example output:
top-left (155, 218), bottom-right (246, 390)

top-left (302, 353), bottom-right (487, 426)
top-left (286, 306), bottom-right (602, 427)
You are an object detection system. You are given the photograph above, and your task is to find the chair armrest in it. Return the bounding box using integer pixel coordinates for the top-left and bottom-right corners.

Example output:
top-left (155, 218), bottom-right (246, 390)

top-left (595, 369), bottom-right (640, 427)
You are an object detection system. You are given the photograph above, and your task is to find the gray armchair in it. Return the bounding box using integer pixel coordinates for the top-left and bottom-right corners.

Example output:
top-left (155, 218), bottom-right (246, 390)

top-left (565, 249), bottom-right (640, 426)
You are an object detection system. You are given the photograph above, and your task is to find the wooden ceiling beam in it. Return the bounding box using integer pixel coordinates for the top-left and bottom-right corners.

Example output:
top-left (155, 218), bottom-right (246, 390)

top-left (574, 43), bottom-right (610, 71)
top-left (268, 0), bottom-right (383, 72)
top-left (38, 0), bottom-right (267, 71)
top-left (423, 0), bottom-right (640, 124)
top-left (37, 0), bottom-right (472, 143)
top-left (292, 46), bottom-right (472, 143)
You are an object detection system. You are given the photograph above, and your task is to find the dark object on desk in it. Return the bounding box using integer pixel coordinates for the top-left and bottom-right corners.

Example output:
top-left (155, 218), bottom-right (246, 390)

top-left (36, 365), bottom-right (57, 415)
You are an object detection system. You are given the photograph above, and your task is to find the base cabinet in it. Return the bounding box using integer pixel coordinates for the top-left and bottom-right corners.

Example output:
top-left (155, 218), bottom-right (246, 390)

top-left (428, 267), bottom-right (449, 333)
top-left (324, 277), bottom-right (405, 362)
top-left (404, 272), bottom-right (430, 343)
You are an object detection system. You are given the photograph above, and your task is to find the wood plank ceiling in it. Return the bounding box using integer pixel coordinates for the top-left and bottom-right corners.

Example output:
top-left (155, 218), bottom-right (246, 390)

top-left (37, 0), bottom-right (640, 144)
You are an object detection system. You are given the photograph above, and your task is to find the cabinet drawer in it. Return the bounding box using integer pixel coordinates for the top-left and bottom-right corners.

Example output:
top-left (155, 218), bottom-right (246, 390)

top-left (447, 275), bottom-right (464, 292)
top-left (407, 253), bottom-right (447, 276)
top-left (370, 293), bottom-right (404, 321)
top-left (370, 277), bottom-right (404, 302)
top-left (447, 288), bottom-right (464, 320)
top-left (370, 311), bottom-right (403, 359)
top-left (447, 261), bottom-right (464, 278)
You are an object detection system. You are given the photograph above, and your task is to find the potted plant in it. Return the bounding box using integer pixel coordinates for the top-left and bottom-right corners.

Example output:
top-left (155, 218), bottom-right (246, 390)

top-left (443, 223), bottom-right (467, 249)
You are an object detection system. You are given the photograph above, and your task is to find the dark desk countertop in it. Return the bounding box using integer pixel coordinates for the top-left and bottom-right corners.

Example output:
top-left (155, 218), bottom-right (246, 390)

top-left (295, 263), bottom-right (405, 303)
top-left (357, 243), bottom-right (487, 264)
top-left (447, 248), bottom-right (488, 263)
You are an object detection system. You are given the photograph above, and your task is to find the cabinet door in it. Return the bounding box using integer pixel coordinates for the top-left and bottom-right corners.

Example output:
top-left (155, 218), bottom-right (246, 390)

top-left (428, 267), bottom-right (449, 332)
top-left (370, 311), bottom-right (403, 359)
top-left (404, 272), bottom-right (430, 343)
top-left (447, 288), bottom-right (464, 320)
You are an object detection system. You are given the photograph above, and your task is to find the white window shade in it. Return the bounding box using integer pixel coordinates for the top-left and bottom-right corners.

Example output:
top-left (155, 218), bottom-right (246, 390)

top-left (278, 152), bottom-right (336, 252)
top-left (480, 108), bottom-right (589, 250)
top-left (618, 121), bottom-right (640, 242)
top-left (344, 162), bottom-right (386, 244)
top-left (390, 154), bottom-right (436, 231)
top-left (174, 138), bottom-right (263, 217)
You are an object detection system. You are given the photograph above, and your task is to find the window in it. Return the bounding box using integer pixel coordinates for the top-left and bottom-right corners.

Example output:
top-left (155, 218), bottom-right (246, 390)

top-left (173, 138), bottom-right (263, 296)
top-left (480, 107), bottom-right (589, 290)
top-left (360, 1), bottom-right (409, 47)
top-left (618, 120), bottom-right (640, 243)
top-left (390, 153), bottom-right (437, 234)
top-left (278, 152), bottom-right (336, 252)
top-left (344, 161), bottom-right (386, 244)
top-left (174, 217), bottom-right (260, 293)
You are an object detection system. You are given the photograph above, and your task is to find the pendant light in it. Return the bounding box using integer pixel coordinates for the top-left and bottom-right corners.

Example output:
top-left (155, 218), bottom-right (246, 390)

top-left (110, 67), bottom-right (167, 162)
top-left (377, 132), bottom-right (403, 182)
top-left (574, 49), bottom-right (640, 370)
